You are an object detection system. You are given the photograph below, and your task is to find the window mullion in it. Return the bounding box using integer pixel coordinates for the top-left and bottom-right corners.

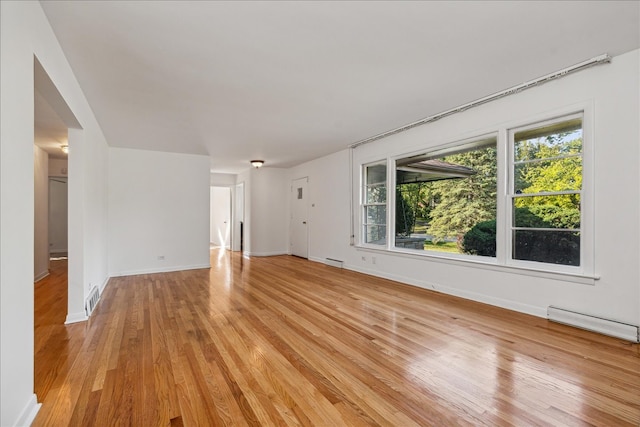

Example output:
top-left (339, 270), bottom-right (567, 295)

top-left (514, 152), bottom-right (582, 165)
top-left (362, 161), bottom-right (388, 246)
top-left (513, 190), bottom-right (581, 198)
top-left (387, 157), bottom-right (395, 251)
top-left (496, 128), bottom-right (509, 264)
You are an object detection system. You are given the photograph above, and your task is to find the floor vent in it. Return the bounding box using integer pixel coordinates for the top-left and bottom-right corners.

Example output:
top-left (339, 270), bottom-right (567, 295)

top-left (85, 286), bottom-right (101, 317)
top-left (325, 258), bottom-right (343, 268)
top-left (548, 306), bottom-right (639, 342)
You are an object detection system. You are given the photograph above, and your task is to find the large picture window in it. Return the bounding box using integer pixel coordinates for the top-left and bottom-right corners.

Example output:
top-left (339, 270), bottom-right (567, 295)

top-left (359, 110), bottom-right (589, 276)
top-left (394, 137), bottom-right (497, 256)
top-left (362, 162), bottom-right (387, 245)
top-left (509, 114), bottom-right (583, 266)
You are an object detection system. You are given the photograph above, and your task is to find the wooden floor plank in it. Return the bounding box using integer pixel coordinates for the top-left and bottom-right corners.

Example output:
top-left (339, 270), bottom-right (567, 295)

top-left (33, 250), bottom-right (640, 426)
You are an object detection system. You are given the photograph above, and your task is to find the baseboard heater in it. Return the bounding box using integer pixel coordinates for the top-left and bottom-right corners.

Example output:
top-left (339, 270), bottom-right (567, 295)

top-left (325, 258), bottom-right (344, 268)
top-left (548, 306), bottom-right (639, 343)
top-left (85, 286), bottom-right (101, 317)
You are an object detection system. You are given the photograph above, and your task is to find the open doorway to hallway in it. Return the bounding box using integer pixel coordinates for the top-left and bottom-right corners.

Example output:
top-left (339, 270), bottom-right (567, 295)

top-left (34, 89), bottom-right (69, 283)
top-left (33, 56), bottom-right (79, 405)
top-left (34, 58), bottom-right (71, 280)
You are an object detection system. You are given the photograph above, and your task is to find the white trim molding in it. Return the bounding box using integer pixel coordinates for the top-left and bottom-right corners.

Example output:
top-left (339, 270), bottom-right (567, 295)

top-left (98, 275), bottom-right (110, 294)
top-left (34, 270), bottom-right (50, 283)
top-left (109, 263), bottom-right (211, 278)
top-left (245, 251), bottom-right (289, 257)
top-left (65, 311), bottom-right (88, 324)
top-left (345, 262), bottom-right (547, 319)
top-left (14, 393), bottom-right (40, 427)
top-left (548, 306), bottom-right (640, 342)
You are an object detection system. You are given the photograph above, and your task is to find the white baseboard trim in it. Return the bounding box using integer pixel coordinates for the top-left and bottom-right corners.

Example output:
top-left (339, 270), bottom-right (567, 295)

top-left (245, 251), bottom-right (288, 257)
top-left (98, 275), bottom-right (110, 294)
top-left (548, 306), bottom-right (640, 342)
top-left (324, 258), bottom-right (344, 268)
top-left (341, 262), bottom-right (639, 341)
top-left (109, 263), bottom-right (210, 278)
top-left (34, 270), bottom-right (50, 283)
top-left (14, 393), bottom-right (40, 427)
top-left (343, 263), bottom-right (547, 319)
top-left (65, 311), bottom-right (88, 324)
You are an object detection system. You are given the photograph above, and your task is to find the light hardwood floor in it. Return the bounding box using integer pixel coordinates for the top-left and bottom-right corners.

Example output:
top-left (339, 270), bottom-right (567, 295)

top-left (34, 249), bottom-right (640, 426)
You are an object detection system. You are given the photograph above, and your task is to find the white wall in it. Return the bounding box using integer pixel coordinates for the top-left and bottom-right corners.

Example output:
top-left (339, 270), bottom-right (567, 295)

top-left (248, 168), bottom-right (289, 256)
top-left (290, 50), bottom-right (640, 328)
top-left (289, 150), bottom-right (351, 263)
top-left (210, 187), bottom-right (230, 247)
top-left (0, 2), bottom-right (110, 425)
top-left (34, 146), bottom-right (49, 281)
top-left (108, 148), bottom-right (210, 276)
top-left (211, 172), bottom-right (236, 187)
top-left (48, 158), bottom-right (68, 177)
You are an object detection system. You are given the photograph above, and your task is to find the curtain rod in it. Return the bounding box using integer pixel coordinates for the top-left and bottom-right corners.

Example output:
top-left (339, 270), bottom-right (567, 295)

top-left (349, 53), bottom-right (611, 149)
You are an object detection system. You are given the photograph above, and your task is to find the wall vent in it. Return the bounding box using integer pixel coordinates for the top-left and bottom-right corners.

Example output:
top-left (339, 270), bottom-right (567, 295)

top-left (85, 286), bottom-right (101, 317)
top-left (548, 306), bottom-right (639, 343)
top-left (325, 258), bottom-right (343, 268)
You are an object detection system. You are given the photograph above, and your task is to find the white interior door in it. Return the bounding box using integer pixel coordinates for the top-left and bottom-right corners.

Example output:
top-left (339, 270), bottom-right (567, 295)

top-left (290, 177), bottom-right (308, 258)
top-left (48, 177), bottom-right (68, 254)
top-left (210, 187), bottom-right (231, 248)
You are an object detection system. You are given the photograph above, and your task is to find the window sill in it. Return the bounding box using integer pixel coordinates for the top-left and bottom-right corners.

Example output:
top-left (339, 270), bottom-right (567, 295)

top-left (355, 245), bottom-right (599, 285)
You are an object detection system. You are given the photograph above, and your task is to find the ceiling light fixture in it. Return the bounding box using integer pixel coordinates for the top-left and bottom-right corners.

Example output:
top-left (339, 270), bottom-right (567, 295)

top-left (251, 160), bottom-right (264, 168)
top-left (60, 144), bottom-right (69, 154)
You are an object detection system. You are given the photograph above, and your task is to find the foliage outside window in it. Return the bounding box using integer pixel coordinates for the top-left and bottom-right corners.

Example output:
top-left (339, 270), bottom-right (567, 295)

top-left (395, 138), bottom-right (497, 255)
top-left (360, 112), bottom-right (587, 273)
top-left (363, 162), bottom-right (387, 245)
top-left (510, 115), bottom-right (583, 266)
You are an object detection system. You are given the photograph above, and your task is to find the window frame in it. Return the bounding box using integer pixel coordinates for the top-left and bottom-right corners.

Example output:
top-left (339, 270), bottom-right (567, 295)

top-left (361, 160), bottom-right (388, 247)
top-left (356, 104), bottom-right (595, 281)
top-left (505, 111), bottom-right (590, 274)
top-left (390, 133), bottom-right (499, 260)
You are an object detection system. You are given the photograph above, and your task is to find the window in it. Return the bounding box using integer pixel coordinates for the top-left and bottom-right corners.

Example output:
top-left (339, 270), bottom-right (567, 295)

top-left (395, 137), bottom-right (497, 255)
top-left (509, 114), bottom-right (583, 266)
top-left (358, 110), bottom-right (590, 276)
top-left (362, 162), bottom-right (387, 245)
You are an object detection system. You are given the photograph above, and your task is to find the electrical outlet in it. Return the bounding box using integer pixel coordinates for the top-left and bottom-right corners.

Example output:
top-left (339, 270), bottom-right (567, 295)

top-left (372, 256), bottom-right (376, 265)
top-left (157, 255), bottom-right (165, 260)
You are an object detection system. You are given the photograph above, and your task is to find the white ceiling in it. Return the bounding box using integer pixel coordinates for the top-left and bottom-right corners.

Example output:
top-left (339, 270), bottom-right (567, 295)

top-left (40, 1), bottom-right (639, 173)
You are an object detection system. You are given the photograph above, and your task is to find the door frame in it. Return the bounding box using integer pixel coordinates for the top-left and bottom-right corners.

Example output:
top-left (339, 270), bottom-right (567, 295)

top-left (290, 176), bottom-right (309, 258)
top-left (231, 182), bottom-right (245, 253)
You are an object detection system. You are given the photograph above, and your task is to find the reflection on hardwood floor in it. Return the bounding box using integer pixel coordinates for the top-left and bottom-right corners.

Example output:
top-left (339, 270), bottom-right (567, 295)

top-left (34, 249), bottom-right (640, 426)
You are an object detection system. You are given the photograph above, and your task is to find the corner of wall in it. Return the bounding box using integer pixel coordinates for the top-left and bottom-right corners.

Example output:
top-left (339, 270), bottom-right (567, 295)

top-left (65, 312), bottom-right (88, 324)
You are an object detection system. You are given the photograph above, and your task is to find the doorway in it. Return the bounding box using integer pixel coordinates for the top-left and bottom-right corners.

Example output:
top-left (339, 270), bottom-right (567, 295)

top-left (210, 186), bottom-right (231, 249)
top-left (33, 56), bottom-right (79, 405)
top-left (290, 177), bottom-right (309, 258)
